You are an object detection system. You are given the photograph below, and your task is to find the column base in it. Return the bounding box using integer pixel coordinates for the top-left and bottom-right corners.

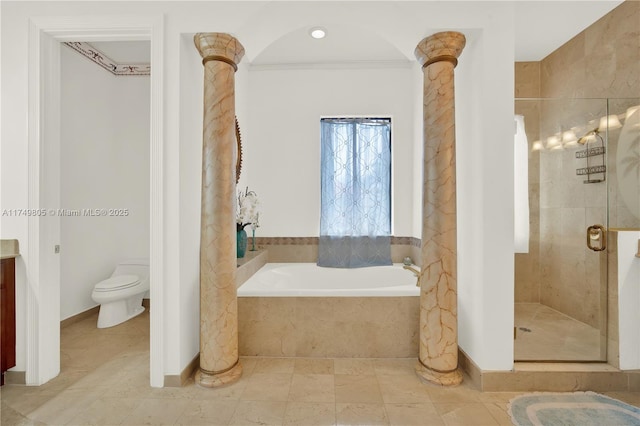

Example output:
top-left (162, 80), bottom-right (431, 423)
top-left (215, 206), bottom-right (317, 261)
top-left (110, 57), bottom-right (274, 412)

top-left (415, 361), bottom-right (463, 386)
top-left (195, 360), bottom-right (243, 388)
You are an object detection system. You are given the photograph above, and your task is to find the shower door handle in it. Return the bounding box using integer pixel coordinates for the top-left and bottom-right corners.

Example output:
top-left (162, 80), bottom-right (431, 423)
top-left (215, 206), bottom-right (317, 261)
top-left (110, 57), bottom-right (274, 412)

top-left (586, 224), bottom-right (606, 252)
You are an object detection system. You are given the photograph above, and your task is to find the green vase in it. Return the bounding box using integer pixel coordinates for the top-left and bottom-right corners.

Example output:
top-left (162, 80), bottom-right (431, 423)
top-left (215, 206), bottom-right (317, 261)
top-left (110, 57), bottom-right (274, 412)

top-left (237, 229), bottom-right (247, 258)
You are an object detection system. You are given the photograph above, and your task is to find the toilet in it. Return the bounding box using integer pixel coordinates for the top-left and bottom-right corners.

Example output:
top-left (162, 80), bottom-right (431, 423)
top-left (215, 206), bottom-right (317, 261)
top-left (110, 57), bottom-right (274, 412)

top-left (91, 258), bottom-right (150, 328)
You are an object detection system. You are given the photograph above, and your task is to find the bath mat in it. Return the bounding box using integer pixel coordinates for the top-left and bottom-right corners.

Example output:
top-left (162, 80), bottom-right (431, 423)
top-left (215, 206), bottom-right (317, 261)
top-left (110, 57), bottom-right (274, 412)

top-left (508, 391), bottom-right (640, 425)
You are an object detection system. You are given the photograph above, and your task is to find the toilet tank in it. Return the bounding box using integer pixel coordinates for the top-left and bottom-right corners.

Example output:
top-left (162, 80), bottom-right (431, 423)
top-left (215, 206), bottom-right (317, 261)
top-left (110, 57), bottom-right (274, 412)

top-left (113, 258), bottom-right (149, 282)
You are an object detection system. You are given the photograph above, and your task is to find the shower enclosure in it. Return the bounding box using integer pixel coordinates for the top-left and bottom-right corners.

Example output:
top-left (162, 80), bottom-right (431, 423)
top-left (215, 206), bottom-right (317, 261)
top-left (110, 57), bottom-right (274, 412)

top-left (514, 97), bottom-right (640, 362)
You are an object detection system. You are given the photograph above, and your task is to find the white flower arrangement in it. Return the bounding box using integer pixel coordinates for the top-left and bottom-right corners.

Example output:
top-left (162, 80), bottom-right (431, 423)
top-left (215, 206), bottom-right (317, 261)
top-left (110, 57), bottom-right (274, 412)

top-left (236, 187), bottom-right (260, 231)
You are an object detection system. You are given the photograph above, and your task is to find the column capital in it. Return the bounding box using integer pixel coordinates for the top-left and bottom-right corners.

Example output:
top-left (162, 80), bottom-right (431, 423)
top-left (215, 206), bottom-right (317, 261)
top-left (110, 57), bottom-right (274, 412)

top-left (414, 31), bottom-right (466, 69)
top-left (194, 33), bottom-right (245, 70)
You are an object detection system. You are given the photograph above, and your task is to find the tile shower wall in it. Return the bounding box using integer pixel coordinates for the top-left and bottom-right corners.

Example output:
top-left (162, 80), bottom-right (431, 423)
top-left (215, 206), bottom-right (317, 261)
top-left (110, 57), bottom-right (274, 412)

top-left (540, 0), bottom-right (639, 100)
top-left (538, 98), bottom-right (608, 329)
top-left (540, 0), bottom-right (639, 231)
top-left (515, 1), bottom-right (640, 329)
top-left (539, 0), bottom-right (639, 328)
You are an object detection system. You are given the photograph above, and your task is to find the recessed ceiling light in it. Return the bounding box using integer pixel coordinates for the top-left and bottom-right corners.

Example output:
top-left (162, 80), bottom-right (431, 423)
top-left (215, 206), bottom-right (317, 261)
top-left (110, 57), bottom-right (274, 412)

top-left (309, 27), bottom-right (327, 39)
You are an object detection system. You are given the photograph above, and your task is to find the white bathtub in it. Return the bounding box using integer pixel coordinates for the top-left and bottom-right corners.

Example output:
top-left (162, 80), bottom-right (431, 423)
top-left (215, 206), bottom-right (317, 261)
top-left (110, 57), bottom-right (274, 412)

top-left (238, 263), bottom-right (420, 297)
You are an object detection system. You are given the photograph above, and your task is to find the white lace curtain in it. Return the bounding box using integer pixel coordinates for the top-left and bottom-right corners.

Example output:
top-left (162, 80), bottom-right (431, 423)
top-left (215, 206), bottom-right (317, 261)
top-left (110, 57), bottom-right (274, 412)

top-left (318, 118), bottom-right (392, 268)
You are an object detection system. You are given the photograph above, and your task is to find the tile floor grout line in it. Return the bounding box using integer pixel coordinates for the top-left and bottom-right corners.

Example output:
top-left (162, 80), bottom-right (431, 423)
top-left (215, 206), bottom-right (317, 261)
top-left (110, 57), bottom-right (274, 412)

top-left (3, 310), bottom-right (639, 425)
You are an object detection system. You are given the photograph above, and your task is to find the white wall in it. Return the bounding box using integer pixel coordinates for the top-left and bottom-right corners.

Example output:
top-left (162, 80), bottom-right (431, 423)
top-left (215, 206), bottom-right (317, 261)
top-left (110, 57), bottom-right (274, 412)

top-left (618, 231), bottom-right (640, 370)
top-left (455, 6), bottom-right (516, 370)
top-left (60, 45), bottom-right (150, 320)
top-left (247, 65), bottom-right (416, 238)
top-left (2, 0), bottom-right (518, 381)
top-left (178, 33), bottom-right (204, 370)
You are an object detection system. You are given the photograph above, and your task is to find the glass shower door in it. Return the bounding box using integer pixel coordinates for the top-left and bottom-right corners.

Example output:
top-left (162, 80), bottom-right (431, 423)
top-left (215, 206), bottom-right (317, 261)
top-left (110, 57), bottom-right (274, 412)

top-left (605, 98), bottom-right (640, 368)
top-left (608, 98), bottom-right (640, 231)
top-left (514, 98), bottom-right (609, 362)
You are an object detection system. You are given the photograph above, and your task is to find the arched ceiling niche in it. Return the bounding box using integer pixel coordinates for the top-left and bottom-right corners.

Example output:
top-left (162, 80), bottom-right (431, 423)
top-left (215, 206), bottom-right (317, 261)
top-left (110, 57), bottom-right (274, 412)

top-left (234, 1), bottom-right (424, 65)
top-left (251, 23), bottom-right (409, 66)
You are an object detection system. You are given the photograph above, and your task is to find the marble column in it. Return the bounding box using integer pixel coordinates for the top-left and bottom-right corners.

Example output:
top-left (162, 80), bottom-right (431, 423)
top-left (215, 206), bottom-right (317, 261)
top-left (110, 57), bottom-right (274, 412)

top-left (414, 31), bottom-right (466, 386)
top-left (194, 33), bottom-right (245, 388)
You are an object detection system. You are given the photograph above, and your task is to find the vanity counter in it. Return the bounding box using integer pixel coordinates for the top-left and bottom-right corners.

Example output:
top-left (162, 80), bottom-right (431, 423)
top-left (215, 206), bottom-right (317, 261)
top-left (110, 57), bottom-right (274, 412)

top-left (0, 240), bottom-right (20, 259)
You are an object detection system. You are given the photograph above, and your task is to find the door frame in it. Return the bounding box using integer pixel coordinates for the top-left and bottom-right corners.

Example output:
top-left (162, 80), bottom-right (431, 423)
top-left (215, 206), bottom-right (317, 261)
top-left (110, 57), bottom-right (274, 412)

top-left (27, 15), bottom-right (164, 386)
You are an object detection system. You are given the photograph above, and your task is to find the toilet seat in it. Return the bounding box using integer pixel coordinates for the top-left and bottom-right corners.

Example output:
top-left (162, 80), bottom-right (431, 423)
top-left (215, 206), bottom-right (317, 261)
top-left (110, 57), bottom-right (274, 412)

top-left (94, 274), bottom-right (140, 292)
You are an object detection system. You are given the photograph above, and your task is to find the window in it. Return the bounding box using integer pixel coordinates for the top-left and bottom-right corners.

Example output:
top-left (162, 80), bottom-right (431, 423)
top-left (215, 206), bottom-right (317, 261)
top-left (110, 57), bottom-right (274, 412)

top-left (318, 117), bottom-right (392, 267)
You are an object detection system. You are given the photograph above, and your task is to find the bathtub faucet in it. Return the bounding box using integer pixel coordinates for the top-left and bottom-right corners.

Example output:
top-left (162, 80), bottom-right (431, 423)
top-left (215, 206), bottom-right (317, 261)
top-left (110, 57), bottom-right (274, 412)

top-left (402, 265), bottom-right (421, 287)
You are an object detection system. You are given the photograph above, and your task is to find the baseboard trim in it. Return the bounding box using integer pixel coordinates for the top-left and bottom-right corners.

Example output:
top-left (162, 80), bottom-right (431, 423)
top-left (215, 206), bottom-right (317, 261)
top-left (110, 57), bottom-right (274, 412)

top-left (458, 348), bottom-right (482, 390)
top-left (60, 306), bottom-right (100, 329)
top-left (4, 370), bottom-right (26, 385)
top-left (164, 353), bottom-right (199, 387)
top-left (60, 299), bottom-right (151, 329)
top-left (458, 348), bottom-right (635, 391)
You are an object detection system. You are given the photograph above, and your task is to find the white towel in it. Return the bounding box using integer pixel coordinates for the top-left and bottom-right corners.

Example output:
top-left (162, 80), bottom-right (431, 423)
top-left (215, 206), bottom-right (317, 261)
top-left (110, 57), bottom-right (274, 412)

top-left (514, 115), bottom-right (530, 253)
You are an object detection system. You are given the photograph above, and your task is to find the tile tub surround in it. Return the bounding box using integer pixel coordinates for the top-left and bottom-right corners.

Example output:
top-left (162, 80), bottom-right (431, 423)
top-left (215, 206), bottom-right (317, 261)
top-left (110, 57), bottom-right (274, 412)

top-left (236, 249), bottom-right (268, 288)
top-left (194, 32), bottom-right (245, 388)
top-left (238, 297), bottom-right (420, 358)
top-left (252, 237), bottom-right (421, 265)
top-left (414, 31), bottom-right (466, 386)
top-left (235, 244), bottom-right (423, 359)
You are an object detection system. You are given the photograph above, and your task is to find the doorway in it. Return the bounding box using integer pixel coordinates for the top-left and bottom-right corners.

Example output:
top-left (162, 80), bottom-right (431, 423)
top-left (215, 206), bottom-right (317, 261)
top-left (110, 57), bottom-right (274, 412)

top-left (59, 40), bottom-right (150, 323)
top-left (26, 16), bottom-right (164, 386)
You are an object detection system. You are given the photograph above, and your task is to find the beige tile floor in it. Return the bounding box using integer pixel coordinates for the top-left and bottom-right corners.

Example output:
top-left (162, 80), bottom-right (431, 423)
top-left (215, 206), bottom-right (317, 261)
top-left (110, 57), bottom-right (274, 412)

top-left (2, 309), bottom-right (639, 425)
